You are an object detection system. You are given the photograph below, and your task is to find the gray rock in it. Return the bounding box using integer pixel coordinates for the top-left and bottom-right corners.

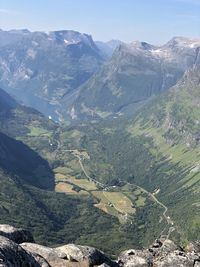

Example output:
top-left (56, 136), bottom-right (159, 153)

top-left (1, 224), bottom-right (200, 267)
top-left (151, 239), bottom-right (163, 249)
top-left (154, 250), bottom-right (199, 267)
top-left (186, 241), bottom-right (200, 253)
top-left (118, 249), bottom-right (153, 267)
top-left (0, 224), bottom-right (34, 244)
top-left (54, 244), bottom-right (114, 266)
top-left (119, 239), bottom-right (200, 267)
top-left (149, 239), bottom-right (179, 257)
top-left (21, 242), bottom-right (71, 266)
top-left (21, 242), bottom-right (108, 267)
top-left (161, 239), bottom-right (179, 253)
top-left (0, 235), bottom-right (40, 267)
top-left (31, 254), bottom-right (51, 267)
top-left (21, 242), bottom-right (57, 260)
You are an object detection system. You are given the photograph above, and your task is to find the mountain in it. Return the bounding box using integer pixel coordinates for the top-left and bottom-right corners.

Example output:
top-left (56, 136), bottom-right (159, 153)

top-left (123, 65), bottom-right (200, 241)
top-left (95, 39), bottom-right (124, 59)
top-left (69, 65), bottom-right (200, 244)
top-left (67, 37), bottom-right (200, 120)
top-left (0, 29), bottom-right (104, 121)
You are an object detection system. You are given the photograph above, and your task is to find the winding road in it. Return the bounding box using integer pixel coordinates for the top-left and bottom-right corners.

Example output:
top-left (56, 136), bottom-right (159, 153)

top-left (59, 147), bottom-right (176, 239)
top-left (62, 149), bottom-right (129, 216)
top-left (124, 181), bottom-right (175, 238)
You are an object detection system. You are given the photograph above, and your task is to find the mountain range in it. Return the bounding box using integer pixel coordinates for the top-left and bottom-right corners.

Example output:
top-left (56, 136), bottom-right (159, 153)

top-left (1, 30), bottom-right (200, 122)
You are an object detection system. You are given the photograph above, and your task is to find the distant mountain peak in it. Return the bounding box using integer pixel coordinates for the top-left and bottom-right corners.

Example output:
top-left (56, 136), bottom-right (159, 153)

top-left (0, 29), bottom-right (104, 120)
top-left (95, 39), bottom-right (124, 59)
top-left (69, 36), bottom-right (200, 120)
top-left (165, 36), bottom-right (200, 48)
top-left (130, 40), bottom-right (155, 50)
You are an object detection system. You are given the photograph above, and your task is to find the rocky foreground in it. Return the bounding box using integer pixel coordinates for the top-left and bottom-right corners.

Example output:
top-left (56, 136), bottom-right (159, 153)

top-left (0, 225), bottom-right (200, 267)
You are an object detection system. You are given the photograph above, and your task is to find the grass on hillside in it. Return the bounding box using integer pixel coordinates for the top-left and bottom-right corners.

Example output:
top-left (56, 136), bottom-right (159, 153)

top-left (127, 123), bottom-right (200, 192)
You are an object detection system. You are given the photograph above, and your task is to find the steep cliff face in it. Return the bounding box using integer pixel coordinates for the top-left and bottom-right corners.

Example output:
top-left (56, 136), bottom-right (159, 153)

top-left (0, 225), bottom-right (200, 267)
top-left (68, 37), bottom-right (200, 120)
top-left (0, 29), bottom-right (104, 120)
top-left (0, 88), bottom-right (18, 113)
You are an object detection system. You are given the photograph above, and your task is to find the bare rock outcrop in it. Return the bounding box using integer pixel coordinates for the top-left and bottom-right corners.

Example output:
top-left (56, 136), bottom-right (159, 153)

top-left (0, 224), bottom-right (34, 244)
top-left (118, 238), bottom-right (200, 267)
top-left (0, 225), bottom-right (115, 267)
top-left (0, 224), bottom-right (200, 267)
top-left (0, 235), bottom-right (41, 267)
top-left (54, 244), bottom-right (113, 266)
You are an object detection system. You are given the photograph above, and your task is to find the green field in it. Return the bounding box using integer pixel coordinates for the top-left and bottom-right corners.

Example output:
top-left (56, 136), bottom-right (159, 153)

top-left (67, 177), bottom-right (97, 191)
top-left (92, 190), bottom-right (136, 218)
top-left (28, 126), bottom-right (51, 137)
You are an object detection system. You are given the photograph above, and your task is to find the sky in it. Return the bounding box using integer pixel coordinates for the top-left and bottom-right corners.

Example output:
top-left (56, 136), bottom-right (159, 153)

top-left (0, 0), bottom-right (200, 44)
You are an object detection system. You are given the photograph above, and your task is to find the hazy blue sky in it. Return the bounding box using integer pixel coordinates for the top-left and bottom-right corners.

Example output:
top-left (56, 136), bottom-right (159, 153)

top-left (0, 0), bottom-right (200, 44)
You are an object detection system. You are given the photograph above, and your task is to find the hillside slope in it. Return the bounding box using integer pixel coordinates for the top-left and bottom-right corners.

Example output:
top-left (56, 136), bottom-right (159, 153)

top-left (0, 132), bottom-right (54, 189)
top-left (70, 66), bottom-right (200, 243)
top-left (0, 88), bottom-right (150, 254)
top-left (53, 66), bottom-right (200, 248)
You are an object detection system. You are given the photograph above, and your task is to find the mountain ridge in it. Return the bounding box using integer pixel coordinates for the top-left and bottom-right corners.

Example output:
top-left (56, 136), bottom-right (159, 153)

top-left (1, 31), bottom-right (200, 122)
top-left (67, 36), bottom-right (200, 120)
top-left (0, 29), bottom-right (105, 121)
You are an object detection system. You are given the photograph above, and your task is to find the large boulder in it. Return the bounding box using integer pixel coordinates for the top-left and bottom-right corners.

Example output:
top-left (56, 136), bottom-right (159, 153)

top-left (186, 241), bottom-right (200, 254)
top-left (0, 224), bottom-right (34, 244)
top-left (160, 239), bottom-right (179, 254)
top-left (21, 242), bottom-right (72, 267)
top-left (119, 238), bottom-right (200, 267)
top-left (54, 244), bottom-right (115, 266)
top-left (21, 243), bottom-right (59, 260)
top-left (118, 249), bottom-right (153, 267)
top-left (148, 239), bottom-right (180, 257)
top-left (21, 242), bottom-right (113, 267)
top-left (154, 250), bottom-right (199, 267)
top-left (0, 235), bottom-right (40, 267)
